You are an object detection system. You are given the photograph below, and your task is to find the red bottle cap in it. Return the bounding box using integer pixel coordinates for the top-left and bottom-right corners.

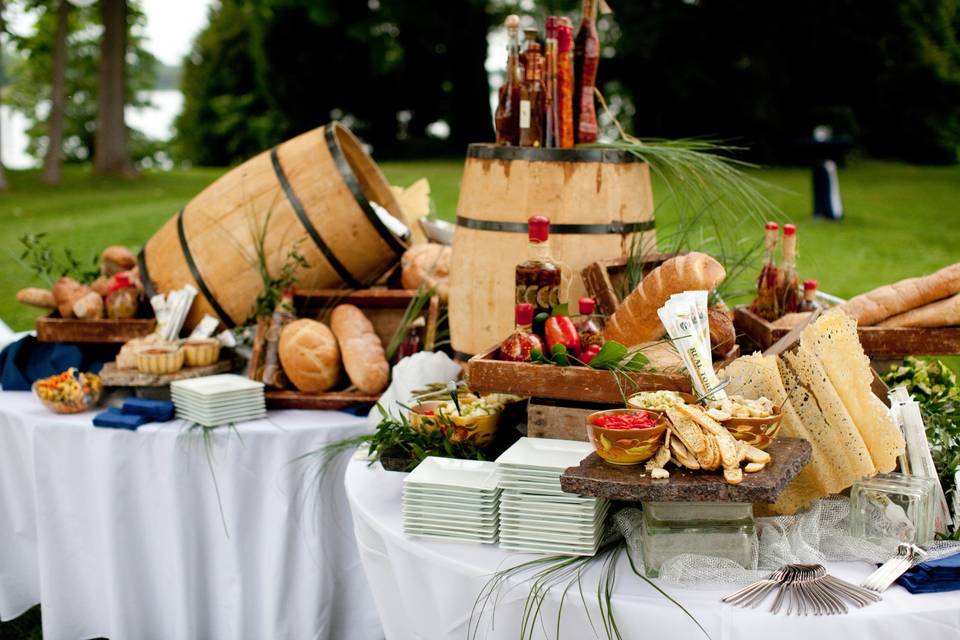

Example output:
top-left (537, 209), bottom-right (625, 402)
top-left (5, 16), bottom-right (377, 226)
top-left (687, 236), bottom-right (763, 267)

top-left (557, 19), bottom-right (573, 52)
top-left (784, 223), bottom-right (797, 236)
top-left (528, 216), bottom-right (550, 243)
top-left (579, 297), bottom-right (595, 314)
top-left (108, 273), bottom-right (135, 293)
top-left (516, 303), bottom-right (534, 325)
top-left (803, 279), bottom-right (818, 290)
top-left (546, 15), bottom-right (558, 37)
top-left (764, 221), bottom-right (779, 231)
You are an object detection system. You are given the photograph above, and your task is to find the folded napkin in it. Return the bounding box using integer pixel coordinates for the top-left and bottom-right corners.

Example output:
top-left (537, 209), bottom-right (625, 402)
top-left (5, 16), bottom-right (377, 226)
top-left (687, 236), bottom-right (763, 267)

top-left (897, 552), bottom-right (960, 594)
top-left (122, 398), bottom-right (176, 422)
top-left (93, 408), bottom-right (148, 431)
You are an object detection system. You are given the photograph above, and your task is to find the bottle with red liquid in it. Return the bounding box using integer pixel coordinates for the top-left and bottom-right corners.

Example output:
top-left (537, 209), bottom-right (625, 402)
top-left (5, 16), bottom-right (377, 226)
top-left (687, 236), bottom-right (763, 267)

top-left (494, 15), bottom-right (522, 146)
top-left (499, 303), bottom-right (544, 362)
top-left (799, 279), bottom-right (820, 312)
top-left (576, 297), bottom-right (603, 346)
top-left (556, 17), bottom-right (575, 148)
top-left (516, 216), bottom-right (562, 320)
top-left (519, 41), bottom-right (545, 147)
top-left (778, 224), bottom-right (801, 315)
top-left (752, 221), bottom-right (780, 320)
top-left (573, 0), bottom-right (600, 144)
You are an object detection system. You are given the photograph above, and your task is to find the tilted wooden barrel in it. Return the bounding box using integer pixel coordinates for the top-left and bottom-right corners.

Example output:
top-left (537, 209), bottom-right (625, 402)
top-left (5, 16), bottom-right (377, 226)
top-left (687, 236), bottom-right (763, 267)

top-left (449, 145), bottom-right (655, 356)
top-left (139, 123), bottom-right (408, 329)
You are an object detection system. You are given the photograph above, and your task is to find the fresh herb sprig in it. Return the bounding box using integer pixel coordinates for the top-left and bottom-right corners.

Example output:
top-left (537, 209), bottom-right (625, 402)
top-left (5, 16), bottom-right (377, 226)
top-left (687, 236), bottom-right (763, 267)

top-left (15, 233), bottom-right (100, 286)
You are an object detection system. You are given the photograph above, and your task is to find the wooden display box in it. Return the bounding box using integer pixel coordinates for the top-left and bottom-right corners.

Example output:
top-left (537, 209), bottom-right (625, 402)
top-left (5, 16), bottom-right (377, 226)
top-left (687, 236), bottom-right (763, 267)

top-left (249, 288), bottom-right (440, 410)
top-left (581, 253), bottom-right (675, 316)
top-left (36, 314), bottom-right (157, 344)
top-left (527, 398), bottom-right (606, 441)
top-left (734, 305), bottom-right (960, 359)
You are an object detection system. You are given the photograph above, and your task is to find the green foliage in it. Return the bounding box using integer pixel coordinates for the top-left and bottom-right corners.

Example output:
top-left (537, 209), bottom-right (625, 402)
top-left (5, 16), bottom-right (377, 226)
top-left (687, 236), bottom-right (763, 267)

top-left (15, 232), bottom-right (99, 286)
top-left (5, 0), bottom-right (159, 165)
top-left (363, 403), bottom-right (488, 470)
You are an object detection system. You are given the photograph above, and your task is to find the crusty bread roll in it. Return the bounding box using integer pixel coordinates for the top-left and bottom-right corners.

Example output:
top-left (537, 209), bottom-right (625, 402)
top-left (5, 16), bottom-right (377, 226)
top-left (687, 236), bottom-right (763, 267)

top-left (401, 243), bottom-right (451, 301)
top-left (16, 287), bottom-right (56, 309)
top-left (101, 245), bottom-right (136, 277)
top-left (330, 304), bottom-right (390, 394)
top-left (876, 293), bottom-right (960, 328)
top-left (603, 252), bottom-right (726, 346)
top-left (708, 307), bottom-right (736, 358)
top-left (839, 263), bottom-right (960, 326)
top-left (91, 276), bottom-right (111, 297)
top-left (52, 277), bottom-right (90, 319)
top-left (278, 319), bottom-right (340, 393)
top-left (72, 291), bottom-right (103, 320)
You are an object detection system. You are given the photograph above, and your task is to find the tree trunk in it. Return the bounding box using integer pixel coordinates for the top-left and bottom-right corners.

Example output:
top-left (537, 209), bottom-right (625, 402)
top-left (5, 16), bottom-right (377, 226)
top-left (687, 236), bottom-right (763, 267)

top-left (0, 0), bottom-right (10, 191)
top-left (93, 0), bottom-right (135, 176)
top-left (42, 0), bottom-right (69, 185)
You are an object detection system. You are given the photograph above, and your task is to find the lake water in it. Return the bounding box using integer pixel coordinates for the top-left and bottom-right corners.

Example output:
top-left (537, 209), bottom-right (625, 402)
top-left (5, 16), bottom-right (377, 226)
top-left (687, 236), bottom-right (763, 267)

top-left (0, 89), bottom-right (183, 169)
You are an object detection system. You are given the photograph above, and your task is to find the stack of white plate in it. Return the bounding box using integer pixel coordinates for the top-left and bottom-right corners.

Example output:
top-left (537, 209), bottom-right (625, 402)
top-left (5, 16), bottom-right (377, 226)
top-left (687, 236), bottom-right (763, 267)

top-left (170, 374), bottom-right (266, 427)
top-left (496, 438), bottom-right (608, 556)
top-left (402, 457), bottom-right (500, 544)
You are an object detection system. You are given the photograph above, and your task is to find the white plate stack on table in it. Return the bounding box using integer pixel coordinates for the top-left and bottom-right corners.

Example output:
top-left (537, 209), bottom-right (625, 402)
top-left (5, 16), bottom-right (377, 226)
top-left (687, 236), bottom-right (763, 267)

top-left (402, 457), bottom-right (501, 544)
top-left (495, 438), bottom-right (609, 556)
top-left (170, 374), bottom-right (266, 427)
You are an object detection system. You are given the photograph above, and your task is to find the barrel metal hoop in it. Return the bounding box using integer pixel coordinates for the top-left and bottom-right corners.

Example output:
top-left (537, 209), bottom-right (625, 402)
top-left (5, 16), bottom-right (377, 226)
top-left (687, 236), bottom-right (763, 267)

top-left (455, 216), bottom-right (655, 235)
top-left (136, 248), bottom-right (157, 301)
top-left (270, 147), bottom-right (361, 289)
top-left (466, 144), bottom-right (641, 164)
top-left (323, 125), bottom-right (407, 259)
top-left (176, 209), bottom-right (235, 329)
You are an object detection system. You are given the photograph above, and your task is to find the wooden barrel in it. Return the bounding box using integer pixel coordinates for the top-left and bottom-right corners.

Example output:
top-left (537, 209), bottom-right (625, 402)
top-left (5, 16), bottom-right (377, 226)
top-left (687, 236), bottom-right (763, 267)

top-left (449, 144), bottom-right (655, 357)
top-left (139, 123), bottom-right (408, 330)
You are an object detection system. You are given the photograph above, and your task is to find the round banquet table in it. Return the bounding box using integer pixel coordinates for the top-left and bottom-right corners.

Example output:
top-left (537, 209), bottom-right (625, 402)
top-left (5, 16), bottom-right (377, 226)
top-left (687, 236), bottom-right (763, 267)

top-left (345, 458), bottom-right (960, 640)
top-left (0, 390), bottom-right (382, 640)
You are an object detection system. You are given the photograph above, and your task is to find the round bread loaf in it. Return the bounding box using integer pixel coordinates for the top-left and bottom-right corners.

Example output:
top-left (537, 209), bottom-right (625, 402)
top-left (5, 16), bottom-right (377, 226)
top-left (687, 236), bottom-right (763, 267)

top-left (101, 245), bottom-right (136, 277)
top-left (401, 244), bottom-right (451, 301)
top-left (278, 319), bottom-right (341, 393)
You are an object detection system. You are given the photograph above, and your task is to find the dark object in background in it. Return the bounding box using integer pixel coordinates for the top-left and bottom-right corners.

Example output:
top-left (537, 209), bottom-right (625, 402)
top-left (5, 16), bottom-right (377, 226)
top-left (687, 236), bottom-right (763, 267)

top-left (0, 335), bottom-right (111, 391)
top-left (797, 127), bottom-right (853, 221)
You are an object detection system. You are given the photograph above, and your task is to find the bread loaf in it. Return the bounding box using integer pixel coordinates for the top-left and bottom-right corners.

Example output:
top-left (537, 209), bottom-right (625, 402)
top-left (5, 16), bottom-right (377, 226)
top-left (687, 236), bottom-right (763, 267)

top-left (876, 293), bottom-right (960, 328)
top-left (708, 307), bottom-right (736, 358)
top-left (72, 291), bottom-right (104, 320)
top-left (52, 277), bottom-right (90, 319)
top-left (278, 319), bottom-right (340, 393)
top-left (330, 304), bottom-right (390, 394)
top-left (401, 244), bottom-right (451, 301)
top-left (16, 287), bottom-right (56, 309)
top-left (101, 245), bottom-right (136, 277)
top-left (839, 263), bottom-right (960, 326)
top-left (603, 252), bottom-right (726, 346)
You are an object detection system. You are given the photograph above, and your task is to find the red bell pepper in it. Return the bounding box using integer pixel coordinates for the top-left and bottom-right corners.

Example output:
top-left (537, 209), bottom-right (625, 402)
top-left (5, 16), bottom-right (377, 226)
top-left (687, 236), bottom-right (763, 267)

top-left (580, 343), bottom-right (602, 365)
top-left (544, 315), bottom-right (580, 357)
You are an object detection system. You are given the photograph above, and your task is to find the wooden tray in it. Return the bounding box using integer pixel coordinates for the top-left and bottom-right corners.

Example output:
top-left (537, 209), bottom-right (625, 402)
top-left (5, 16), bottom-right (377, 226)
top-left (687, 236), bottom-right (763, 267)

top-left (560, 437), bottom-right (812, 503)
top-left (36, 315), bottom-right (156, 343)
top-left (98, 353), bottom-right (243, 387)
top-left (734, 305), bottom-right (960, 358)
top-left (581, 253), bottom-right (675, 316)
top-left (465, 344), bottom-right (739, 404)
top-left (249, 288), bottom-right (440, 410)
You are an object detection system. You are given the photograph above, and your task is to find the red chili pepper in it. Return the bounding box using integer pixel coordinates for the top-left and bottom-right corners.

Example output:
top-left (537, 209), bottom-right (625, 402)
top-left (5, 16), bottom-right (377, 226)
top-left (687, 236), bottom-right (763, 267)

top-left (544, 315), bottom-right (580, 357)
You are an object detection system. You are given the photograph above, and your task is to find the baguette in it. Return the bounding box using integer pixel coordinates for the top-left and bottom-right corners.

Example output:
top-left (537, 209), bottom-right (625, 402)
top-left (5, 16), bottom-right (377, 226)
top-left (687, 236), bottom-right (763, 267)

top-left (330, 304), bottom-right (390, 394)
top-left (876, 293), bottom-right (960, 328)
top-left (603, 252), bottom-right (726, 346)
top-left (839, 263), bottom-right (960, 326)
top-left (16, 287), bottom-right (56, 309)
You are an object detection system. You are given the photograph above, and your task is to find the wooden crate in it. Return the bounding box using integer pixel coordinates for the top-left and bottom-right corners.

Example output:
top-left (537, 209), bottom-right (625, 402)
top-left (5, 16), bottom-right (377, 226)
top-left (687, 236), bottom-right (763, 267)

top-left (735, 305), bottom-right (960, 359)
top-left (36, 314), bottom-right (157, 344)
top-left (580, 253), bottom-right (675, 316)
top-left (249, 288), bottom-right (440, 410)
top-left (527, 398), bottom-right (609, 441)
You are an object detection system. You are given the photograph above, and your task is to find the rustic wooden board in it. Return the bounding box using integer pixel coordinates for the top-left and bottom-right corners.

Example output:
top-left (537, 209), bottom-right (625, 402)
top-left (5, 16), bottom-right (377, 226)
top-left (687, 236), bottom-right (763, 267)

top-left (36, 315), bottom-right (156, 344)
top-left (99, 353), bottom-right (242, 387)
top-left (580, 253), bottom-right (675, 317)
top-left (560, 437), bottom-right (812, 503)
top-left (735, 305), bottom-right (960, 358)
top-left (527, 399), bottom-right (607, 442)
top-left (466, 345), bottom-right (738, 405)
top-left (265, 390), bottom-right (379, 411)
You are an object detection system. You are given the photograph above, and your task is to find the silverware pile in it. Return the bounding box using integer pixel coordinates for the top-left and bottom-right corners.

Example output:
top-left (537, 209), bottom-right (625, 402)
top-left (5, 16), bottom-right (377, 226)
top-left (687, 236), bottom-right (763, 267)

top-left (722, 564), bottom-right (882, 615)
top-left (861, 543), bottom-right (928, 593)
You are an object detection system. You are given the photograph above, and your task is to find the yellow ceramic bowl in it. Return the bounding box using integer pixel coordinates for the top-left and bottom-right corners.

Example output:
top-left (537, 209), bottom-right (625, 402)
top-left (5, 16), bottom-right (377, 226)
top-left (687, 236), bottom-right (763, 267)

top-left (136, 345), bottom-right (184, 375)
top-left (182, 338), bottom-right (221, 367)
top-left (586, 408), bottom-right (668, 466)
top-left (721, 408), bottom-right (783, 450)
top-left (408, 401), bottom-right (501, 447)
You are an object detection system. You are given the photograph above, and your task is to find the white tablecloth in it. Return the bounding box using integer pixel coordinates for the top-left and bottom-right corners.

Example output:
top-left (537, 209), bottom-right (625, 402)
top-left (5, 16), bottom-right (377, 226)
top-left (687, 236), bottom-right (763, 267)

top-left (345, 458), bottom-right (960, 640)
top-left (0, 390), bottom-right (383, 640)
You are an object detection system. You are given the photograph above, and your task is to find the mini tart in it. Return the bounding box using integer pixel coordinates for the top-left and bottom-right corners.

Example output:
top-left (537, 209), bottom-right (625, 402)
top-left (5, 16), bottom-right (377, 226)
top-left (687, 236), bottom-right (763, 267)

top-left (137, 345), bottom-right (184, 375)
top-left (182, 338), bottom-right (221, 367)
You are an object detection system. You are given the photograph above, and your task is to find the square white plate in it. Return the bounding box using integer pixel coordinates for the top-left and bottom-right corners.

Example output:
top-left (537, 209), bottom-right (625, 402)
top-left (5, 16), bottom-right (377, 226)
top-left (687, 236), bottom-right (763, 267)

top-left (496, 467), bottom-right (562, 481)
top-left (406, 530), bottom-right (498, 544)
top-left (176, 408), bottom-right (267, 421)
top-left (170, 374), bottom-right (264, 396)
top-left (404, 514), bottom-right (498, 530)
top-left (402, 496), bottom-right (499, 512)
top-left (172, 395), bottom-right (265, 408)
top-left (499, 539), bottom-right (598, 555)
top-left (405, 457), bottom-right (500, 492)
top-left (404, 522), bottom-right (498, 537)
top-left (500, 511), bottom-right (606, 530)
top-left (501, 489), bottom-right (596, 505)
top-left (174, 404), bottom-right (266, 417)
top-left (497, 479), bottom-right (563, 492)
top-left (403, 512), bottom-right (498, 526)
top-left (499, 520), bottom-right (604, 541)
top-left (403, 485), bottom-right (500, 501)
top-left (495, 438), bottom-right (593, 472)
top-left (500, 502), bottom-right (609, 523)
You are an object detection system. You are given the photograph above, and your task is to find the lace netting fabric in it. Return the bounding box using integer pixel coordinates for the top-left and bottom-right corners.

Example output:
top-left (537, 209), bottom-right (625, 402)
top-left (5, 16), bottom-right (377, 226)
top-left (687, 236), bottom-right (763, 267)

top-left (613, 498), bottom-right (960, 586)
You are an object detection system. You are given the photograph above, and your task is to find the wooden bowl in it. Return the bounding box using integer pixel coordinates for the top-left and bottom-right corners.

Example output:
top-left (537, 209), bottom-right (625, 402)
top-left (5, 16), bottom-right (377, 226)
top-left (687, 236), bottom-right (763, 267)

top-left (586, 408), bottom-right (668, 466)
top-left (721, 408), bottom-right (783, 450)
top-left (408, 401), bottom-right (501, 447)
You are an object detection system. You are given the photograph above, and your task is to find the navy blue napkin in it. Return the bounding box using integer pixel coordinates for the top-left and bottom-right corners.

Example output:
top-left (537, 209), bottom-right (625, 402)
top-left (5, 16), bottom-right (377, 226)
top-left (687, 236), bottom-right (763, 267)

top-left (93, 408), bottom-right (148, 431)
top-left (122, 398), bottom-right (176, 422)
top-left (897, 552), bottom-right (960, 594)
top-left (0, 335), bottom-right (107, 391)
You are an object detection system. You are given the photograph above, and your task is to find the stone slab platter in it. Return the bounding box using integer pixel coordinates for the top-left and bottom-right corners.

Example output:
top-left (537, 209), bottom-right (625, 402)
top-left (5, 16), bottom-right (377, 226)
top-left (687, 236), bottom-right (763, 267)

top-left (98, 352), bottom-right (243, 387)
top-left (560, 437), bottom-right (812, 504)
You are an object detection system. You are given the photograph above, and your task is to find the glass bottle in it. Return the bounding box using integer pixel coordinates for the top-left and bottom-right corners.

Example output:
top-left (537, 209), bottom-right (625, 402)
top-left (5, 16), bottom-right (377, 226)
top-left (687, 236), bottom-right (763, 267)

top-left (519, 42), bottom-right (545, 147)
top-left (544, 17), bottom-right (558, 148)
top-left (799, 279), bottom-right (820, 312)
top-left (494, 15), bottom-right (522, 146)
top-left (573, 0), bottom-right (600, 144)
top-left (515, 215), bottom-right (562, 321)
top-left (556, 17), bottom-right (575, 148)
top-left (576, 297), bottom-right (603, 346)
top-left (521, 28), bottom-right (540, 70)
top-left (779, 223), bottom-right (801, 314)
top-left (499, 303), bottom-right (544, 362)
top-left (751, 221), bottom-right (780, 320)
top-left (105, 272), bottom-right (139, 319)
top-left (260, 288), bottom-right (294, 389)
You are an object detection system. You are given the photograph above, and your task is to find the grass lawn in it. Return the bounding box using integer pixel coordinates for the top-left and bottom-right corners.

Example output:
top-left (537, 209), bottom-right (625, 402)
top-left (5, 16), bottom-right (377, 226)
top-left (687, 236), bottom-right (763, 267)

top-left (1, 159), bottom-right (959, 339)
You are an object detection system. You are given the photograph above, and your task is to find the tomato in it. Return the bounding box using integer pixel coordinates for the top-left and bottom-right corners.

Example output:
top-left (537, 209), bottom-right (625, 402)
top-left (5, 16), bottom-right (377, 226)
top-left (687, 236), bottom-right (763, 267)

top-left (544, 315), bottom-right (580, 357)
top-left (580, 343), bottom-right (602, 365)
